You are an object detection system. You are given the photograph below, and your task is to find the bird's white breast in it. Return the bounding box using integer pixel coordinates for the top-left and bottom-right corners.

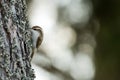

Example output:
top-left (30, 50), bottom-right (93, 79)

top-left (31, 30), bottom-right (40, 48)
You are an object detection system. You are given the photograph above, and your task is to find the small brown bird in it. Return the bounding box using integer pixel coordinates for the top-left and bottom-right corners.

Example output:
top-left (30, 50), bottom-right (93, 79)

top-left (30, 26), bottom-right (43, 60)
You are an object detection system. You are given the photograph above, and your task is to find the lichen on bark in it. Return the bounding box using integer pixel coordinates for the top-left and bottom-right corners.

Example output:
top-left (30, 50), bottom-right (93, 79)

top-left (0, 0), bottom-right (34, 79)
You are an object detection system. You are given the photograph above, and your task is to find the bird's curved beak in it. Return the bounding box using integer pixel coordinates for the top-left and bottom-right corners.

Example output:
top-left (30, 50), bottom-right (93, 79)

top-left (28, 28), bottom-right (32, 30)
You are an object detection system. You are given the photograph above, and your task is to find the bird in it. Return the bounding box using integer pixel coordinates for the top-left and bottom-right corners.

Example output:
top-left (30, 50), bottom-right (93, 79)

top-left (29, 26), bottom-right (43, 60)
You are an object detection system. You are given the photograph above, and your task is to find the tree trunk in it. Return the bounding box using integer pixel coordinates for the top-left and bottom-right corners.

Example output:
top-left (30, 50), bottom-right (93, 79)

top-left (0, 0), bottom-right (34, 80)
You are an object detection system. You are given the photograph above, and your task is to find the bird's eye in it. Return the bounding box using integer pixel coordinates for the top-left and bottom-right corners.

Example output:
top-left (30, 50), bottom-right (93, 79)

top-left (34, 29), bottom-right (36, 30)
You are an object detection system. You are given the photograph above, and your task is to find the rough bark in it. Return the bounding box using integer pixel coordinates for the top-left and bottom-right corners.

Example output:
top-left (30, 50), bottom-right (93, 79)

top-left (0, 0), bottom-right (34, 80)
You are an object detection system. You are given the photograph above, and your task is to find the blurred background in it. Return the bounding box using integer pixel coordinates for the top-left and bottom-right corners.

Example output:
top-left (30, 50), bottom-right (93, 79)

top-left (27, 0), bottom-right (120, 80)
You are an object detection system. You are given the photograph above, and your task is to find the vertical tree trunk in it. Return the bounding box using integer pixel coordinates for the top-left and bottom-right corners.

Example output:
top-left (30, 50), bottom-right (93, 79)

top-left (0, 0), bottom-right (34, 79)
